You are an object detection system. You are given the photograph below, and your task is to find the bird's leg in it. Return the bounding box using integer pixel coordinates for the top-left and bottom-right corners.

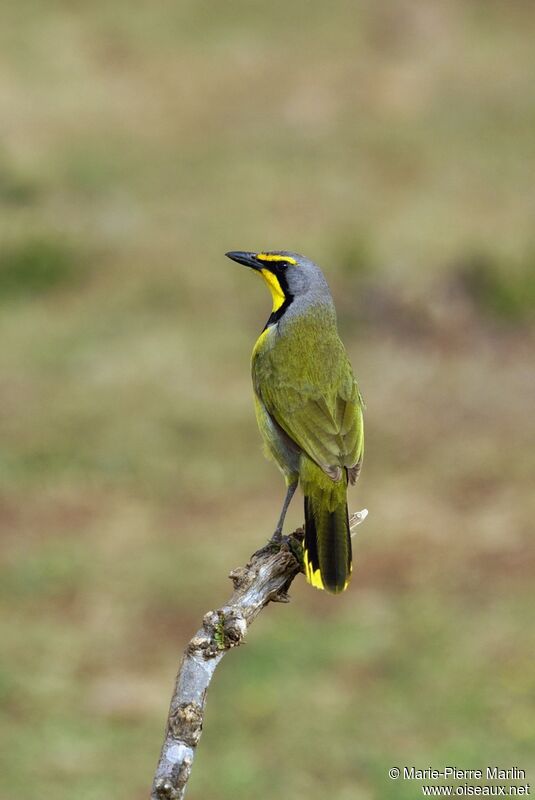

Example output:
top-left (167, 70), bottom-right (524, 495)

top-left (253, 481), bottom-right (298, 559)
top-left (271, 481), bottom-right (298, 542)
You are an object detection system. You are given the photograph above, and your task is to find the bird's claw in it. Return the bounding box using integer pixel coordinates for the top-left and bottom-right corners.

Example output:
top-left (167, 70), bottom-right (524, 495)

top-left (252, 531), bottom-right (286, 559)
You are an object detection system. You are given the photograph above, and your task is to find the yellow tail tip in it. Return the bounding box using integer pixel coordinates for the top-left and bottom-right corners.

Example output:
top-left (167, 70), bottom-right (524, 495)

top-left (303, 548), bottom-right (324, 589)
top-left (303, 549), bottom-right (351, 592)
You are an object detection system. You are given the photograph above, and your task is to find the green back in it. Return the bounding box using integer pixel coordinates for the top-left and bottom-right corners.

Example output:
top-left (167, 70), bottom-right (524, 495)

top-left (252, 305), bottom-right (364, 475)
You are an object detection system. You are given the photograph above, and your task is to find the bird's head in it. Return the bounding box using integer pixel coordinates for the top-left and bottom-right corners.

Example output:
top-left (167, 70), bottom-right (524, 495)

top-left (225, 250), bottom-right (329, 315)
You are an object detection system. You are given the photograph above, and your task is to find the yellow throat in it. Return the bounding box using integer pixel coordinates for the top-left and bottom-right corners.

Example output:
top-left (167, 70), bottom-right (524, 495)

top-left (259, 268), bottom-right (286, 313)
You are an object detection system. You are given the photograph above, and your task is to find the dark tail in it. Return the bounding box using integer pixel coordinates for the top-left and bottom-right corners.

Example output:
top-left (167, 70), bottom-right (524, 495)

top-left (303, 491), bottom-right (352, 594)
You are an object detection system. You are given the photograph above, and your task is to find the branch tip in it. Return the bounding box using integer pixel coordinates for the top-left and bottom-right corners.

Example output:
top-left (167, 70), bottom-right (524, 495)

top-left (350, 508), bottom-right (369, 537)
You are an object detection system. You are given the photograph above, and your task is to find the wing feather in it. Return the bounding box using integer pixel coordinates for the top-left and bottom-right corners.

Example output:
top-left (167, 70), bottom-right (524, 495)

top-left (258, 370), bottom-right (364, 479)
top-left (252, 316), bottom-right (364, 481)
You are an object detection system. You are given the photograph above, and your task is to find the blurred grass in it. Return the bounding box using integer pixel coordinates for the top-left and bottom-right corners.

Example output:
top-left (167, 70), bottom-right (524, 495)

top-left (0, 1), bottom-right (534, 798)
top-left (0, 236), bottom-right (85, 300)
top-left (456, 250), bottom-right (535, 323)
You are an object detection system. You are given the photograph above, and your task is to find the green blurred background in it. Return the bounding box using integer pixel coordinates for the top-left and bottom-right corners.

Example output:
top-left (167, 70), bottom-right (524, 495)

top-left (1, 2), bottom-right (534, 798)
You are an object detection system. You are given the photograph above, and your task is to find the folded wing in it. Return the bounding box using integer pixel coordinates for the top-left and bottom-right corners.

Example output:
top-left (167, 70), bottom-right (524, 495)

top-left (256, 365), bottom-right (364, 481)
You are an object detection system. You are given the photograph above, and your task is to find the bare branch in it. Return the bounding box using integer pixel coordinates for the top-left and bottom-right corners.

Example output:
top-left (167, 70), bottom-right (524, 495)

top-left (151, 509), bottom-right (369, 799)
top-left (150, 531), bottom-right (303, 799)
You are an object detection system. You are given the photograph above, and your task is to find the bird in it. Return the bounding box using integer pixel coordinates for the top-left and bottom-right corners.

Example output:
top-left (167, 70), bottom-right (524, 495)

top-left (226, 250), bottom-right (364, 594)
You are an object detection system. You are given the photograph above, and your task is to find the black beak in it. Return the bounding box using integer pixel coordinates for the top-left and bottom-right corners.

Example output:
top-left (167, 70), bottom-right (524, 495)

top-left (225, 251), bottom-right (260, 270)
